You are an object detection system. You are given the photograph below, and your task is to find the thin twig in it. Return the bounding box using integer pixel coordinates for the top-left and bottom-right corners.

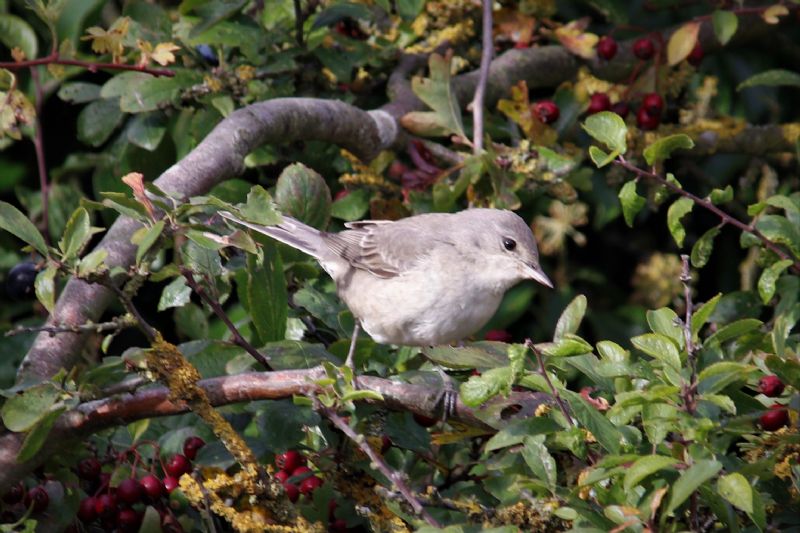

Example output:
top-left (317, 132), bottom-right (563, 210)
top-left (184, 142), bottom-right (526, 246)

top-left (470, 0), bottom-right (493, 153)
top-left (679, 255), bottom-right (698, 415)
top-left (105, 282), bottom-right (158, 343)
top-left (181, 268), bottom-right (273, 370)
top-left (292, 0), bottom-right (304, 47)
top-left (5, 314), bottom-right (136, 337)
top-left (0, 54), bottom-right (174, 77)
top-left (29, 66), bottom-right (50, 245)
top-left (320, 405), bottom-right (442, 528)
top-left (525, 340), bottom-right (573, 427)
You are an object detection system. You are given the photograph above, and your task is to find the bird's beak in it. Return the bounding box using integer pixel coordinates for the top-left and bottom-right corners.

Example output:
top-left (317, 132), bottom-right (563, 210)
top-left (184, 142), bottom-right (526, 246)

top-left (526, 262), bottom-right (554, 288)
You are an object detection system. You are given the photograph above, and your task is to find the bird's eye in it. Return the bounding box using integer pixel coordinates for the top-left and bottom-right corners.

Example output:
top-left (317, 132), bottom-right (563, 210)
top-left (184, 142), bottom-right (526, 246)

top-left (503, 238), bottom-right (516, 251)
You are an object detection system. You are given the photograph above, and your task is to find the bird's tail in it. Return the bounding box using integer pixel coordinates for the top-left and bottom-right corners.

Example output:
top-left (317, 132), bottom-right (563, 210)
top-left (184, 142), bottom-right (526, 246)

top-left (219, 211), bottom-right (325, 260)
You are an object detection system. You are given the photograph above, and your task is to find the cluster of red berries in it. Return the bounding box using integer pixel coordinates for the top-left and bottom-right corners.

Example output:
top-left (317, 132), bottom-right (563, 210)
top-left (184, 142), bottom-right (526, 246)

top-left (1, 482), bottom-right (51, 524)
top-left (75, 436), bottom-right (205, 532)
top-left (273, 451), bottom-right (347, 531)
top-left (758, 375), bottom-right (790, 431)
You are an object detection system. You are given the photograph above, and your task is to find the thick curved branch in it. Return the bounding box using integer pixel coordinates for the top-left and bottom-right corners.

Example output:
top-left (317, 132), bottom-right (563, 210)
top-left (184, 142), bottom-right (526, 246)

top-left (0, 369), bottom-right (548, 487)
top-left (17, 99), bottom-right (399, 382)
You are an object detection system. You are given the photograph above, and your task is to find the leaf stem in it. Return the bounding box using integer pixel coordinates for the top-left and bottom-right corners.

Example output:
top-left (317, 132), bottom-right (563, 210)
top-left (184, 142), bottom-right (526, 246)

top-left (525, 339), bottom-right (573, 427)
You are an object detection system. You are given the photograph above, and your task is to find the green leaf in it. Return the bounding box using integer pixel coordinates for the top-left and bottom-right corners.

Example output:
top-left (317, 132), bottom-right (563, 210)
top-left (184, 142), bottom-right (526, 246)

top-left (423, 343), bottom-right (509, 370)
top-left (116, 71), bottom-right (202, 113)
top-left (58, 82), bottom-right (101, 104)
top-left (331, 189), bottom-right (370, 221)
top-left (562, 390), bottom-right (621, 454)
top-left (77, 98), bottom-right (124, 147)
top-left (664, 460), bottom-right (722, 516)
top-left (765, 194), bottom-right (800, 215)
top-left (59, 207), bottom-right (91, 260)
top-left (596, 341), bottom-right (629, 364)
top-left (754, 215), bottom-right (800, 256)
top-left (643, 134), bottom-right (695, 165)
top-left (246, 238), bottom-right (288, 344)
top-left (623, 455), bottom-right (678, 492)
top-left (157, 277), bottom-right (191, 311)
top-left (35, 264), bottom-right (57, 313)
top-left (646, 308), bottom-right (684, 349)
top-left (697, 361), bottom-right (755, 394)
top-left (407, 53), bottom-right (465, 139)
top-left (134, 220), bottom-right (165, 264)
top-left (700, 393), bottom-right (736, 414)
top-left (554, 295), bottom-right (587, 340)
top-left (0, 201), bottom-right (49, 256)
top-left (690, 226), bottom-right (720, 268)
top-left (240, 185), bottom-right (282, 226)
top-left (539, 335), bottom-right (593, 357)
top-left (692, 293), bottom-right (721, 338)
top-left (631, 333), bottom-right (681, 371)
top-left (709, 185), bottom-right (733, 205)
top-left (0, 383), bottom-right (62, 432)
top-left (717, 473), bottom-right (753, 514)
top-left (757, 259), bottom-right (793, 304)
top-left (711, 10), bottom-right (738, 45)
top-left (588, 146), bottom-right (617, 168)
top-left (618, 181), bottom-right (645, 227)
top-left (667, 197), bottom-right (694, 247)
top-left (582, 111), bottom-right (627, 153)
top-left (765, 354), bottom-right (800, 390)
top-left (0, 14), bottom-right (38, 61)
top-left (706, 318), bottom-right (762, 345)
top-left (127, 112), bottom-right (167, 151)
top-left (484, 417), bottom-right (561, 451)
top-left (17, 407), bottom-right (64, 463)
top-left (274, 163), bottom-right (332, 229)
top-left (522, 436), bottom-right (557, 489)
top-left (78, 249), bottom-right (108, 277)
top-left (738, 69), bottom-right (800, 91)
top-left (460, 367), bottom-right (512, 407)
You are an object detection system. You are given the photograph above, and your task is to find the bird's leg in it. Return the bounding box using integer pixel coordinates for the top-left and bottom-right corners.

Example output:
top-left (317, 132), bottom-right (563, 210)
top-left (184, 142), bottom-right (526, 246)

top-left (434, 364), bottom-right (458, 422)
top-left (345, 321), bottom-right (361, 371)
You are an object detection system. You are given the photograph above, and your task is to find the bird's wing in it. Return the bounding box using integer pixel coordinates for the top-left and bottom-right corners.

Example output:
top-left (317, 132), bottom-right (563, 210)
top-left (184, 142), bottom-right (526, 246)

top-left (326, 219), bottom-right (452, 278)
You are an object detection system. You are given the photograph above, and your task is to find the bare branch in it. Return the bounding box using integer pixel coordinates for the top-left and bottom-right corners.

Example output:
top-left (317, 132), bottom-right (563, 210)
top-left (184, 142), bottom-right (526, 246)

top-left (471, 0), bottom-right (493, 153)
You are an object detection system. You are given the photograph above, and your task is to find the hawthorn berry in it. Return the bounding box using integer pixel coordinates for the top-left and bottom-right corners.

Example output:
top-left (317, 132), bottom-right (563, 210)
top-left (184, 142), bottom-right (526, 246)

top-left (118, 508), bottom-right (143, 533)
top-left (642, 93), bottom-right (664, 115)
top-left (274, 470), bottom-right (290, 483)
top-left (381, 435), bottom-right (392, 454)
top-left (276, 450), bottom-right (306, 473)
top-left (485, 329), bottom-right (513, 342)
top-left (163, 476), bottom-right (180, 493)
top-left (611, 102), bottom-right (630, 118)
top-left (94, 493), bottom-right (118, 518)
top-left (78, 497), bottom-right (97, 523)
top-left (759, 375), bottom-right (785, 397)
top-left (413, 413), bottom-right (438, 427)
top-left (24, 486), bottom-right (49, 513)
top-left (299, 475), bottom-right (324, 496)
top-left (77, 457), bottom-right (102, 481)
top-left (586, 93), bottom-right (611, 115)
top-left (633, 37), bottom-right (655, 60)
top-left (2, 482), bottom-right (25, 504)
top-left (283, 483), bottom-right (300, 503)
top-left (688, 42), bottom-right (704, 66)
top-left (532, 100), bottom-right (560, 124)
top-left (141, 474), bottom-right (165, 500)
top-left (117, 478), bottom-right (144, 504)
top-left (291, 465), bottom-right (312, 479)
top-left (183, 436), bottom-right (206, 460)
top-left (6, 261), bottom-right (38, 300)
top-left (760, 405), bottom-right (789, 431)
top-left (165, 454), bottom-right (192, 477)
top-left (596, 36), bottom-right (618, 60)
top-left (636, 107), bottom-right (660, 130)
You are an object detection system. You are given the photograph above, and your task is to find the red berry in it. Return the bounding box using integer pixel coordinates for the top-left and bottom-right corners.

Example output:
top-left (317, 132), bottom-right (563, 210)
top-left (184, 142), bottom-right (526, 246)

top-left (642, 93), bottom-right (664, 115)
top-left (118, 508), bottom-right (142, 533)
top-left (611, 102), bottom-right (630, 118)
top-left (2, 482), bottom-right (25, 504)
top-left (759, 376), bottom-right (785, 397)
top-left (117, 478), bottom-right (144, 504)
top-left (760, 405), bottom-right (789, 431)
top-left (413, 413), bottom-right (438, 427)
top-left (596, 36), bottom-right (618, 60)
top-left (388, 161), bottom-right (409, 180)
top-left (24, 486), bottom-right (49, 513)
top-left (380, 435), bottom-right (392, 454)
top-left (141, 474), bottom-right (165, 501)
top-left (586, 93), bottom-right (611, 115)
top-left (94, 493), bottom-right (117, 518)
top-left (276, 450), bottom-right (306, 473)
top-left (183, 436), bottom-right (206, 460)
top-left (291, 465), bottom-right (312, 479)
top-left (532, 100), bottom-right (560, 124)
top-left (78, 497), bottom-right (97, 523)
top-left (275, 470), bottom-right (290, 483)
top-left (78, 457), bottom-right (102, 481)
top-left (165, 454), bottom-right (192, 477)
top-left (328, 498), bottom-right (338, 519)
top-left (633, 37), bottom-right (655, 60)
top-left (163, 476), bottom-right (180, 493)
top-left (636, 107), bottom-right (660, 130)
top-left (484, 329), bottom-right (513, 342)
top-left (329, 518), bottom-right (348, 532)
top-left (283, 482), bottom-right (300, 503)
top-left (688, 41), bottom-right (704, 66)
top-left (299, 475), bottom-right (324, 496)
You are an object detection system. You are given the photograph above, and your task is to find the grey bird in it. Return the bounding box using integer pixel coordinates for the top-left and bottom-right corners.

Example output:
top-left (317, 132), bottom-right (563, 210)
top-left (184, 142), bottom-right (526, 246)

top-left (220, 208), bottom-right (552, 365)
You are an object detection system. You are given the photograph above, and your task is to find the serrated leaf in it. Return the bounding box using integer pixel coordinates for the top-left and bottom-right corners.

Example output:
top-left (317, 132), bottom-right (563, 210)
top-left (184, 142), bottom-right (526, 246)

top-left (711, 10), bottom-right (738, 45)
top-left (562, 390), bottom-right (621, 454)
top-left (757, 259), bottom-right (794, 304)
top-left (623, 455), bottom-right (678, 492)
top-left (582, 111), bottom-right (627, 153)
top-left (35, 264), bottom-right (57, 313)
top-left (408, 53), bottom-right (465, 139)
top-left (643, 134), bottom-right (694, 165)
top-left (738, 69), bottom-right (800, 90)
top-left (619, 181), bottom-right (645, 227)
top-left (631, 333), bottom-right (681, 370)
top-left (331, 189), bottom-right (369, 221)
top-left (717, 473), bottom-right (753, 514)
top-left (59, 207), bottom-right (91, 260)
top-left (690, 226), bottom-right (720, 268)
top-left (274, 163), bottom-right (331, 229)
top-left (664, 460), bottom-right (722, 516)
top-left (667, 22), bottom-right (701, 66)
top-left (240, 185), bottom-right (282, 226)
top-left (667, 197), bottom-right (694, 247)
top-left (588, 145), bottom-right (617, 167)
top-left (554, 295), bottom-right (587, 340)
top-left (0, 200), bottom-right (49, 256)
